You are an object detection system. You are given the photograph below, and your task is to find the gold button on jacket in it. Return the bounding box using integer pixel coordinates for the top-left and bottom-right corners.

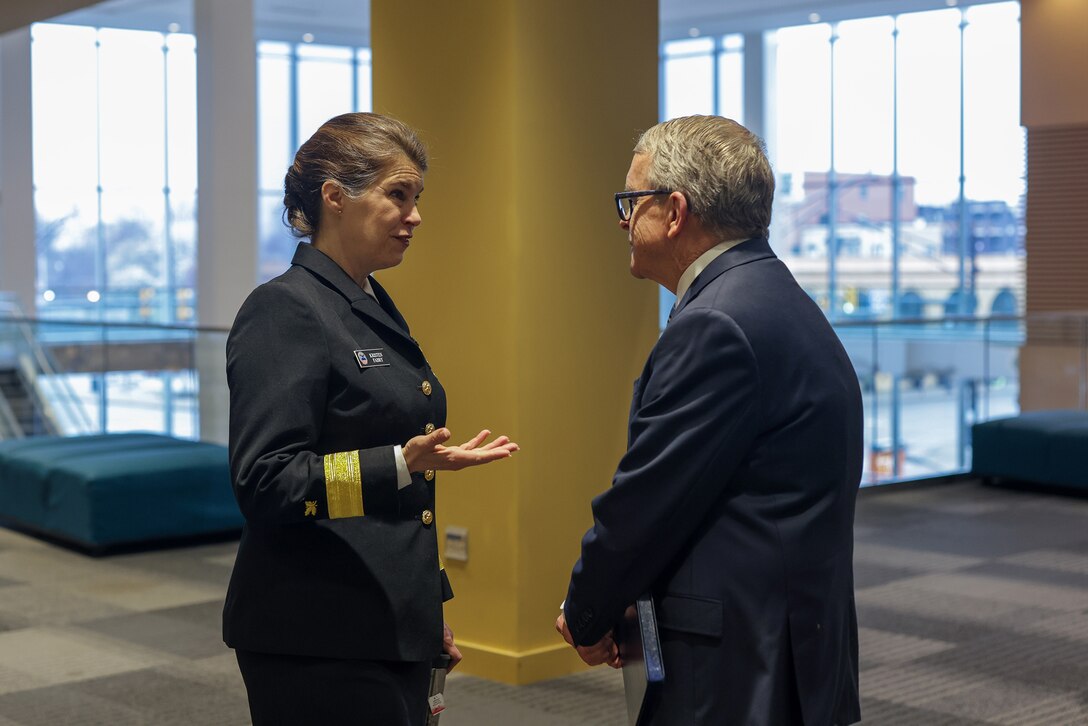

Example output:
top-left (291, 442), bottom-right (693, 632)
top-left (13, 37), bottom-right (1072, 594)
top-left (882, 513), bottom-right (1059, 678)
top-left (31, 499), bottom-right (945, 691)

top-left (424, 423), bottom-right (435, 434)
top-left (421, 509), bottom-right (434, 525)
top-left (424, 469), bottom-right (435, 481)
top-left (421, 380), bottom-right (433, 396)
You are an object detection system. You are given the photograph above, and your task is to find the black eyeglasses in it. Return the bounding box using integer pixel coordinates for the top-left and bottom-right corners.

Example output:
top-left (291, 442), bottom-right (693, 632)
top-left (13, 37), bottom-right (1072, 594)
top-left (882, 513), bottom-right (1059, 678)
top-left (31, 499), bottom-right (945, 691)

top-left (614, 190), bottom-right (672, 221)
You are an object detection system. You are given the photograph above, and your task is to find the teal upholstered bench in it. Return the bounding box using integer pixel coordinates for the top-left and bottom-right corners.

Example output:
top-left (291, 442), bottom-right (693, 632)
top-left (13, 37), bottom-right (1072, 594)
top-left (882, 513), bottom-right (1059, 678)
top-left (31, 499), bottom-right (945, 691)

top-left (0, 433), bottom-right (242, 550)
top-left (971, 410), bottom-right (1088, 493)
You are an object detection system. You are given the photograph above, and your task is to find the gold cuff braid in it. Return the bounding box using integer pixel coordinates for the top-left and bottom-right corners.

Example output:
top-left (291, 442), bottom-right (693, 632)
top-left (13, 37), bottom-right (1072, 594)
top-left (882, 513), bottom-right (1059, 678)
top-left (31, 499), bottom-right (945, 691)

top-left (323, 450), bottom-right (365, 519)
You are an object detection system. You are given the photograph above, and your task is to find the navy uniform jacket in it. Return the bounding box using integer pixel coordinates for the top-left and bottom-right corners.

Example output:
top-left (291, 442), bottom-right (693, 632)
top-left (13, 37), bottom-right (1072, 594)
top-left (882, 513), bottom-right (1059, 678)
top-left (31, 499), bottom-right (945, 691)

top-left (223, 242), bottom-right (452, 662)
top-left (565, 238), bottom-right (862, 725)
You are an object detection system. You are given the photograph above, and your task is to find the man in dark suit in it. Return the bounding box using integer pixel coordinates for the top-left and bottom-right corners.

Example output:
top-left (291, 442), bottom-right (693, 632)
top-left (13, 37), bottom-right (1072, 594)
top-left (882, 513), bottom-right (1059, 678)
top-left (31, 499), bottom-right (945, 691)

top-left (557, 115), bottom-right (862, 725)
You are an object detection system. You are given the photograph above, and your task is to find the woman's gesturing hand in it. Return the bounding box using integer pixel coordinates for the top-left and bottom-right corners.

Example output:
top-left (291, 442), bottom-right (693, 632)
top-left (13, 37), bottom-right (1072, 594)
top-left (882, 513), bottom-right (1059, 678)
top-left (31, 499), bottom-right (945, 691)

top-left (403, 428), bottom-right (519, 473)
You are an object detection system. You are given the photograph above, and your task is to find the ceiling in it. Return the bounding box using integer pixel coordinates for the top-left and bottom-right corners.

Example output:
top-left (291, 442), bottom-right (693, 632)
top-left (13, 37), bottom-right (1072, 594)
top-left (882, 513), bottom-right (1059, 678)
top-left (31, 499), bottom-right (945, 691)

top-left (34, 0), bottom-right (1008, 46)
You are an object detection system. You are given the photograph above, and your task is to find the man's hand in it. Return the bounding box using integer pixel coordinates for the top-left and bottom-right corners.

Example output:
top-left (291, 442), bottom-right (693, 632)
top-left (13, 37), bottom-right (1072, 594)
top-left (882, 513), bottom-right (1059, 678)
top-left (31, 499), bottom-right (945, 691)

top-left (555, 612), bottom-right (622, 668)
top-left (404, 428), bottom-right (519, 473)
top-left (443, 621), bottom-right (463, 672)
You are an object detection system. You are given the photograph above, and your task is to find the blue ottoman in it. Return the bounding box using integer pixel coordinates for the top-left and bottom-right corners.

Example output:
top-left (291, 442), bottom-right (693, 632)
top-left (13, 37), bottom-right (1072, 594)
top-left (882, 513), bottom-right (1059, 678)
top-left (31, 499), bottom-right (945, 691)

top-left (972, 411), bottom-right (1088, 492)
top-left (0, 433), bottom-right (242, 549)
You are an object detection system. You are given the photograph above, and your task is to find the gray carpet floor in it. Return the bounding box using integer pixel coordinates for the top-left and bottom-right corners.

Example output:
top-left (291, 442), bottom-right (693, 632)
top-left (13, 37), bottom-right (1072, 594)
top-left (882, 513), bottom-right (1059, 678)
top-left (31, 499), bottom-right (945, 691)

top-left (0, 479), bottom-right (1085, 725)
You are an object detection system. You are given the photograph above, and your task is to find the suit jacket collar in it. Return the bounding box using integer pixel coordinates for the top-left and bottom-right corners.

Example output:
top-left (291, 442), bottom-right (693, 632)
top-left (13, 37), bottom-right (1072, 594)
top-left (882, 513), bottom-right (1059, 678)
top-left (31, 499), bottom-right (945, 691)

top-left (290, 242), bottom-right (414, 343)
top-left (673, 237), bottom-right (776, 315)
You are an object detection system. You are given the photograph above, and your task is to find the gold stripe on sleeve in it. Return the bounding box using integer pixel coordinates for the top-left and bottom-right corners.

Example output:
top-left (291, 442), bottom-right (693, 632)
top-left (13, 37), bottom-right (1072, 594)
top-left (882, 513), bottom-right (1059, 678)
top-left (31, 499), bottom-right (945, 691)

top-left (323, 450), bottom-right (365, 519)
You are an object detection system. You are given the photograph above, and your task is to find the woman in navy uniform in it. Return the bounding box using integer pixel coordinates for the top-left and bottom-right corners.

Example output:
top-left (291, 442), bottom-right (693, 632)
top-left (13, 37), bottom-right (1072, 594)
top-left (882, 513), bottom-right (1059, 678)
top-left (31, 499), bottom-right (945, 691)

top-left (224, 112), bottom-right (518, 725)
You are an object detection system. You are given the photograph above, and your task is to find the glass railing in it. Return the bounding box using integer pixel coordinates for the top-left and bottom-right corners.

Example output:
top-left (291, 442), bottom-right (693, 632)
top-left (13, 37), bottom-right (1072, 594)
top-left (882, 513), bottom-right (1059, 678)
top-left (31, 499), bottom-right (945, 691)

top-left (1, 312), bottom-right (1085, 485)
top-left (0, 316), bottom-right (227, 443)
top-left (835, 313), bottom-right (1087, 485)
top-left (34, 286), bottom-right (198, 325)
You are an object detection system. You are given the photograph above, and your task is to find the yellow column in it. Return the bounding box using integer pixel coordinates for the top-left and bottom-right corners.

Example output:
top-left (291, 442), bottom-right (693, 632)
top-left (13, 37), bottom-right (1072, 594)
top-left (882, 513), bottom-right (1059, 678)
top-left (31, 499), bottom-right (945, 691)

top-left (372, 1), bottom-right (658, 683)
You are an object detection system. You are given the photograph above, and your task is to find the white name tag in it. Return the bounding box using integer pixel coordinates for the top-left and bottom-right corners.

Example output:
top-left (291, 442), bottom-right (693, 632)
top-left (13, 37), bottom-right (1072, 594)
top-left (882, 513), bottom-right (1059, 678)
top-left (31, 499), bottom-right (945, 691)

top-left (354, 348), bottom-right (390, 368)
top-left (428, 693), bottom-right (446, 715)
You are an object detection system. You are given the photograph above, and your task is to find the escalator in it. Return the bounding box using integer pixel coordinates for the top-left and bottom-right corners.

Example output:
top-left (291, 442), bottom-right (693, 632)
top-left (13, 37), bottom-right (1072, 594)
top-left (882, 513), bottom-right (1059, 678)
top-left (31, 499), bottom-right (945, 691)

top-left (0, 294), bottom-right (93, 439)
top-left (0, 363), bottom-right (59, 438)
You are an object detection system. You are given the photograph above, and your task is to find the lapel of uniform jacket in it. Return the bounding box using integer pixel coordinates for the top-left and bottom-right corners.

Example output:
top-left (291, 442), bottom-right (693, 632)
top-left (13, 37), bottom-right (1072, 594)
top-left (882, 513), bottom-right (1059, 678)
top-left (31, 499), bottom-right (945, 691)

top-left (367, 276), bottom-right (412, 336)
top-left (290, 242), bottom-right (417, 347)
top-left (671, 237), bottom-right (777, 316)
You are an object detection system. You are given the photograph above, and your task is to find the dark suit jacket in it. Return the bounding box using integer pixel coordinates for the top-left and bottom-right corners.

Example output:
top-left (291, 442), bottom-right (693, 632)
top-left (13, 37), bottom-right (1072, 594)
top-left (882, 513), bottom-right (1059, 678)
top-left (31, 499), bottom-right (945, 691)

top-left (565, 238), bottom-right (862, 725)
top-left (223, 242), bottom-right (452, 663)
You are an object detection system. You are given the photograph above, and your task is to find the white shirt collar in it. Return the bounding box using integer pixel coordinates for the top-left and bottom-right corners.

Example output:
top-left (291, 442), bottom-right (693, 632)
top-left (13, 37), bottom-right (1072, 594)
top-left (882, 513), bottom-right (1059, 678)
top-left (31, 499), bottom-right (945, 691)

top-left (361, 276), bottom-right (377, 301)
top-left (673, 238), bottom-right (747, 308)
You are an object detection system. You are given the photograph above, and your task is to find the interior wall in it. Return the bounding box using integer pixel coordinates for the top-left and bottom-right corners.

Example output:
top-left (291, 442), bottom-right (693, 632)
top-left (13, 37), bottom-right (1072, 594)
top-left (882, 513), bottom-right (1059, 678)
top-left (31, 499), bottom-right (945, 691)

top-left (1019, 0), bottom-right (1088, 410)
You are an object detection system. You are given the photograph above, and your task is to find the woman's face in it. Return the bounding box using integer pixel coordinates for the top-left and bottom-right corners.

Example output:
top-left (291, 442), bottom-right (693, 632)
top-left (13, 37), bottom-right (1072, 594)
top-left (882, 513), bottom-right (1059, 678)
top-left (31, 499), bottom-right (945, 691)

top-left (342, 157), bottom-right (424, 273)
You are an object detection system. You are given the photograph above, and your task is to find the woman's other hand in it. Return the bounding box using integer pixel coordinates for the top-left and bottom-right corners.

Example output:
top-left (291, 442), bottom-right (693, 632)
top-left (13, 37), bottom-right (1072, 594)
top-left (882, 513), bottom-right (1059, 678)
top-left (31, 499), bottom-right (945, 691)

top-left (443, 622), bottom-right (463, 671)
top-left (403, 428), bottom-right (519, 473)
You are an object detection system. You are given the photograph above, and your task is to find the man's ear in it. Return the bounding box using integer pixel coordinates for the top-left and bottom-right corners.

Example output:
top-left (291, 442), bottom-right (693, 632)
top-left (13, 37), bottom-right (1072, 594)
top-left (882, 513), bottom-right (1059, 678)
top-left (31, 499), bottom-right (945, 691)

top-left (665, 191), bottom-right (688, 239)
top-left (320, 180), bottom-right (344, 216)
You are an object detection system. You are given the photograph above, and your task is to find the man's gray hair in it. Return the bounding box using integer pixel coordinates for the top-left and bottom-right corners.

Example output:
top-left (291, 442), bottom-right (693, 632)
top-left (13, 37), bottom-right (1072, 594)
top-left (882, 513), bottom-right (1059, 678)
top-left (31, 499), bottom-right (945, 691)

top-left (634, 115), bottom-right (774, 239)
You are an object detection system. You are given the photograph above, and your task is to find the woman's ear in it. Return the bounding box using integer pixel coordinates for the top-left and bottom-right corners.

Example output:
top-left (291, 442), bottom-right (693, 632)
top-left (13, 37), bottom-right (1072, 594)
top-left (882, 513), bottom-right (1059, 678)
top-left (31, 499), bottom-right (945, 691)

top-left (321, 180), bottom-right (344, 216)
top-left (665, 191), bottom-right (688, 239)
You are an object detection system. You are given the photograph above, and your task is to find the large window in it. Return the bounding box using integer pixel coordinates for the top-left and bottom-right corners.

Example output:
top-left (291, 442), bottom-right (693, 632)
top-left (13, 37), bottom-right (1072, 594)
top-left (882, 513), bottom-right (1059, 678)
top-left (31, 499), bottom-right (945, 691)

top-left (662, 3), bottom-right (1024, 323)
top-left (32, 23), bottom-right (197, 323)
top-left (32, 26), bottom-right (373, 314)
top-left (770, 3), bottom-right (1024, 322)
top-left (257, 41), bottom-right (372, 281)
top-left (30, 23), bottom-right (199, 436)
top-left (29, 24), bottom-right (371, 437)
top-left (660, 2), bottom-right (1025, 484)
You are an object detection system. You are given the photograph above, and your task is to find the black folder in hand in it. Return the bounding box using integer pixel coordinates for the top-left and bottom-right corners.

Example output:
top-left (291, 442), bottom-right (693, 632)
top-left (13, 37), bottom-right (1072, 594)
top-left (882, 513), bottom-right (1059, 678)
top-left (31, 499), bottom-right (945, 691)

top-left (618, 594), bottom-right (665, 726)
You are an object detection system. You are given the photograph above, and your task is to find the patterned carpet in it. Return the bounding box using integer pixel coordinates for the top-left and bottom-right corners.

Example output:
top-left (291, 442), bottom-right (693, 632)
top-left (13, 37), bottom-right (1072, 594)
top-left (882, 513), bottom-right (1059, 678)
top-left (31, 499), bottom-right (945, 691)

top-left (0, 479), bottom-right (1084, 725)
